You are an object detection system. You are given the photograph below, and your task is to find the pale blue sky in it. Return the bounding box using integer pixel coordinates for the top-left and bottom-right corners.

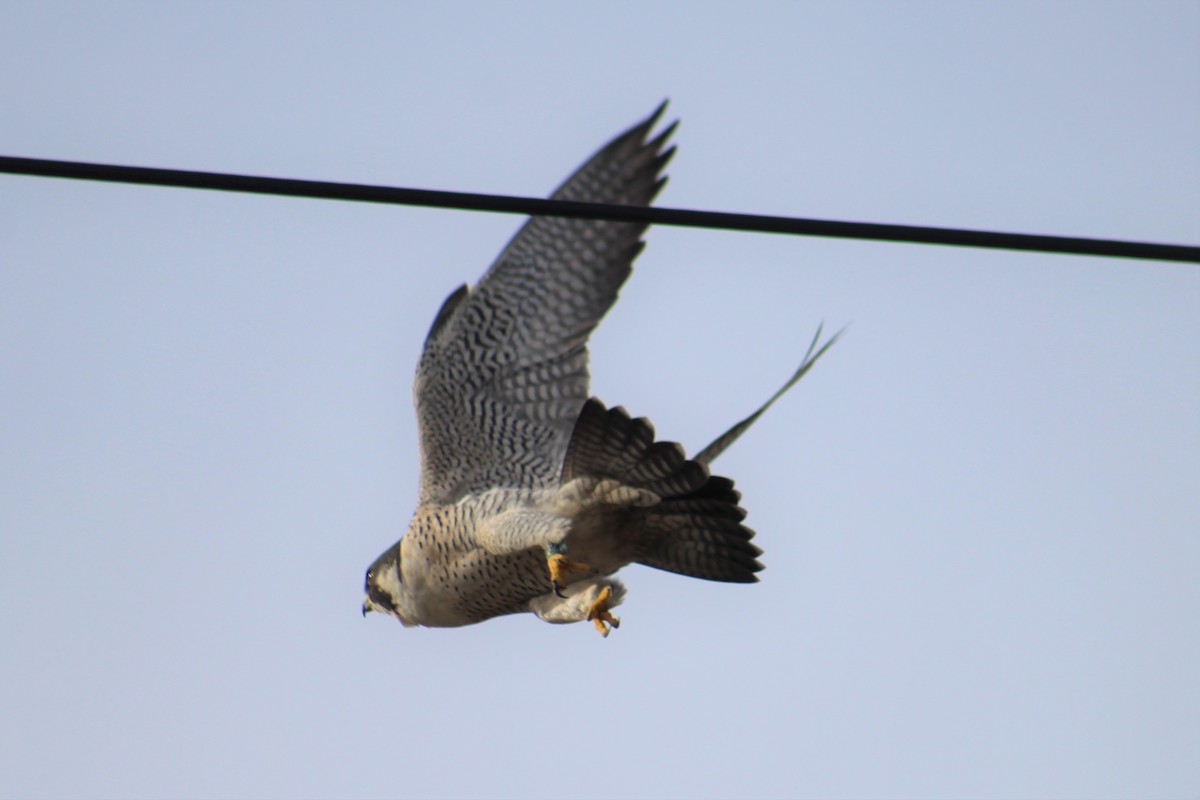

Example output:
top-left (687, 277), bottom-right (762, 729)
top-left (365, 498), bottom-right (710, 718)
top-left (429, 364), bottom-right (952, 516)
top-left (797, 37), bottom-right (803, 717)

top-left (2, 2), bottom-right (1198, 798)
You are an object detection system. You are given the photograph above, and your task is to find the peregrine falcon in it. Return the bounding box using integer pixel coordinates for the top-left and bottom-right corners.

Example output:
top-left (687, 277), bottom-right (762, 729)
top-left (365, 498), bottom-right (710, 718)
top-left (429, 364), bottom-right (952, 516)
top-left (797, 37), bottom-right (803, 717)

top-left (362, 103), bottom-right (838, 636)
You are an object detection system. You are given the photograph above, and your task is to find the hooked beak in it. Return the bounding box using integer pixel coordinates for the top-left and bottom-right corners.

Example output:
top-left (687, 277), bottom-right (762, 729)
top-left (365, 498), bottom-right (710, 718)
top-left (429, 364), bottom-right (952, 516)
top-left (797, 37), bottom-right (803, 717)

top-left (362, 598), bottom-right (372, 617)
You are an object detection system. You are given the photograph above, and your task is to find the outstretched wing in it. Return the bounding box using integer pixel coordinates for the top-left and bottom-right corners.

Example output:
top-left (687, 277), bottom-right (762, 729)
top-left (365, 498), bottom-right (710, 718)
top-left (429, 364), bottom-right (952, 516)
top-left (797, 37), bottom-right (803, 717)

top-left (413, 103), bottom-right (676, 505)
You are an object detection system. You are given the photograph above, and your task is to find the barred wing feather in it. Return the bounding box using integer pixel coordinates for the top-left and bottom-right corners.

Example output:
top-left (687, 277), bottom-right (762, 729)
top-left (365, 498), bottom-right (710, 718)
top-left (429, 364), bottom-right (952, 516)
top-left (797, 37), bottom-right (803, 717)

top-left (413, 103), bottom-right (676, 504)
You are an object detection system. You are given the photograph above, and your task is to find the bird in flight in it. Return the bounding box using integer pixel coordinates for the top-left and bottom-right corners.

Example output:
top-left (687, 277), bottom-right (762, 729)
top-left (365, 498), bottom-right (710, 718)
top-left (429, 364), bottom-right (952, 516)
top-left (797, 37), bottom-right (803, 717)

top-left (363, 103), bottom-right (838, 636)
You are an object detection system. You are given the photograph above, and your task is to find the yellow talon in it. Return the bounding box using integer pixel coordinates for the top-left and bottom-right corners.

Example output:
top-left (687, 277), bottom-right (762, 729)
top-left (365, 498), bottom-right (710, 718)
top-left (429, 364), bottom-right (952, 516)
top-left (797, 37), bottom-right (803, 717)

top-left (547, 553), bottom-right (589, 596)
top-left (587, 586), bottom-right (620, 637)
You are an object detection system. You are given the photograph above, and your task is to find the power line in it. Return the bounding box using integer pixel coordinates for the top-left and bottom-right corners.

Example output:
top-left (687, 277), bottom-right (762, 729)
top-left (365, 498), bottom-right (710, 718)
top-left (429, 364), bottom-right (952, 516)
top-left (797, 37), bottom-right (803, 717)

top-left (2, 154), bottom-right (1196, 264)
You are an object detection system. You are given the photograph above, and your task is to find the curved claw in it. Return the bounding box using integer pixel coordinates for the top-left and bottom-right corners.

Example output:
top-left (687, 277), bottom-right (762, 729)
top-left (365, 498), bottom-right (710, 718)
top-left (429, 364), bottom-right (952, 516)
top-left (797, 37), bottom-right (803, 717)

top-left (546, 552), bottom-right (590, 596)
top-left (587, 586), bottom-right (620, 637)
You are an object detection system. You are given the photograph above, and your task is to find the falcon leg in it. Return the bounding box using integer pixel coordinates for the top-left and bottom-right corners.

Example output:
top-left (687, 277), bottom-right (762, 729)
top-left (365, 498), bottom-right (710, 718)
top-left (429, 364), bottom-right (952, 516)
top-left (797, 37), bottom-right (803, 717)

top-left (528, 579), bottom-right (626, 635)
top-left (586, 585), bottom-right (620, 637)
top-left (545, 542), bottom-right (590, 597)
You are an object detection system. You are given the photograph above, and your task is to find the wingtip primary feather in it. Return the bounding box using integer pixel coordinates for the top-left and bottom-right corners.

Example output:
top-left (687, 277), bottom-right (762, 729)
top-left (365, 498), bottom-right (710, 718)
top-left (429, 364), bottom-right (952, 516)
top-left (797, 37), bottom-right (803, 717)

top-left (693, 322), bottom-right (844, 466)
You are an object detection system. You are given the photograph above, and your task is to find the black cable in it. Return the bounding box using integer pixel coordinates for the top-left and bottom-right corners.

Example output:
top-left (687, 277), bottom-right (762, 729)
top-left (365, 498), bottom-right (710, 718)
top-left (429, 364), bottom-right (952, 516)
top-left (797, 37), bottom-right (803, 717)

top-left (2, 155), bottom-right (1196, 263)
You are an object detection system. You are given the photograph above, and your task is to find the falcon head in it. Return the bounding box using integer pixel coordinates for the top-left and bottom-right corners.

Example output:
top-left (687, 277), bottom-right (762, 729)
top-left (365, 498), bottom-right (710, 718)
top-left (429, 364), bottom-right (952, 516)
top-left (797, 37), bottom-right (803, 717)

top-left (362, 546), bottom-right (417, 626)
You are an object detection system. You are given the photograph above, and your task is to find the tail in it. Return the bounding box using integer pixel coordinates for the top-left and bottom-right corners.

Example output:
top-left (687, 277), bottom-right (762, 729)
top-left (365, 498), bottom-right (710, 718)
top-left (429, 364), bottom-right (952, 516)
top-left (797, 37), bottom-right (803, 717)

top-left (559, 323), bottom-right (842, 583)
top-left (562, 399), bottom-right (761, 582)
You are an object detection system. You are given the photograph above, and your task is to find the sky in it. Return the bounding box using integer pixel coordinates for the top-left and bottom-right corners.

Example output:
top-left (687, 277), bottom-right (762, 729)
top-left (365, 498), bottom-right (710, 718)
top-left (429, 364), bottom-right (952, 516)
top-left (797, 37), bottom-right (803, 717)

top-left (1, 2), bottom-right (1198, 798)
